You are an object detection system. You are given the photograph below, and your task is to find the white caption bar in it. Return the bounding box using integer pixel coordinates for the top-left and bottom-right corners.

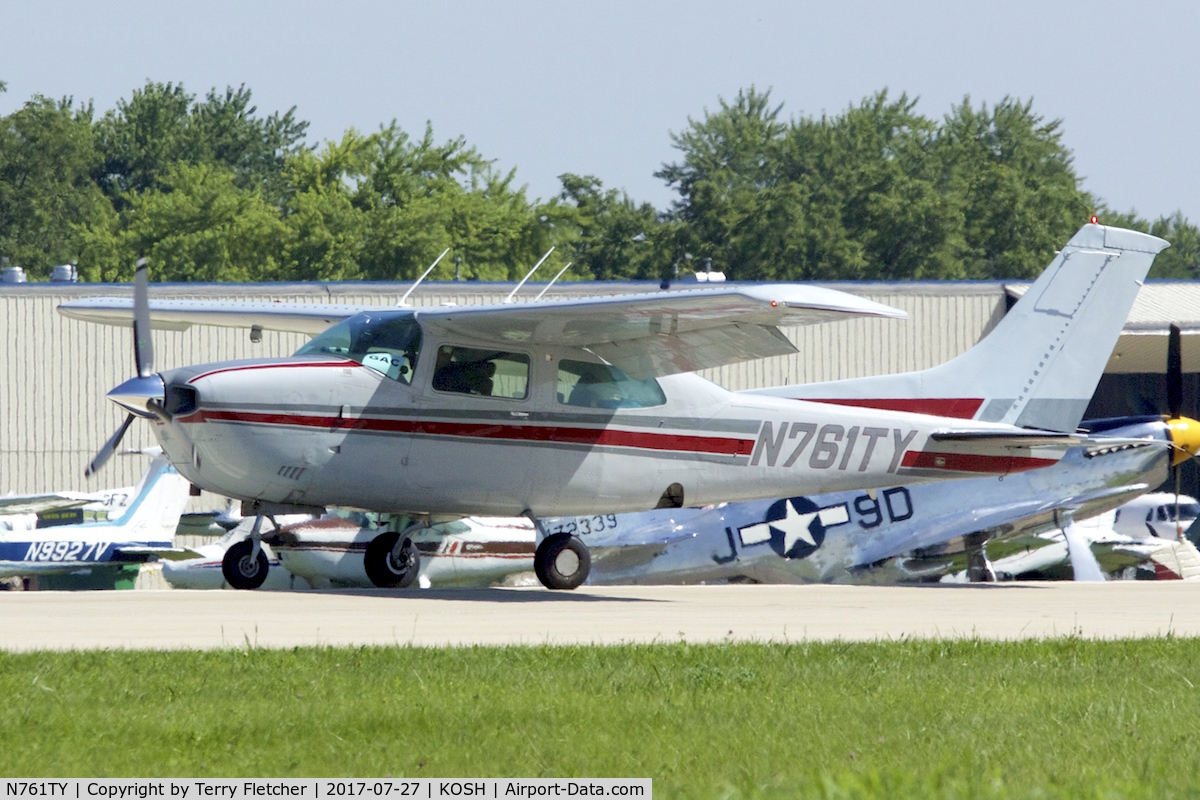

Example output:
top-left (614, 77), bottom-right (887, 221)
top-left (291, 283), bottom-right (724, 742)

top-left (0, 780), bottom-right (651, 800)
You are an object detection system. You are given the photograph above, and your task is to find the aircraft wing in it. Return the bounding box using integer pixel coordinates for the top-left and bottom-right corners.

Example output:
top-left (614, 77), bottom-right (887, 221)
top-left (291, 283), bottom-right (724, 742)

top-left (856, 483), bottom-right (1152, 566)
top-left (0, 492), bottom-right (105, 515)
top-left (420, 285), bottom-right (905, 378)
top-left (587, 533), bottom-right (699, 572)
top-left (57, 298), bottom-right (368, 336)
top-left (58, 284), bottom-right (905, 378)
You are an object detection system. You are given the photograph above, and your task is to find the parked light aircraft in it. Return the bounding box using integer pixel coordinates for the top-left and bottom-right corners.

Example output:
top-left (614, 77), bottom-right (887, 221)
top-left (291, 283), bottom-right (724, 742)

top-left (160, 529), bottom-right (304, 590)
top-left (1112, 492), bottom-right (1200, 541)
top-left (162, 514), bottom-right (536, 590)
top-left (59, 223), bottom-right (1168, 589)
top-left (0, 455), bottom-right (192, 580)
top-left (941, 505), bottom-right (1200, 583)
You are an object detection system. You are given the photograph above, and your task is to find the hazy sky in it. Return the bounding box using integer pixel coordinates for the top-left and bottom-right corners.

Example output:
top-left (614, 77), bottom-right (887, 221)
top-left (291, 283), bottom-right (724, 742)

top-left (4, 1), bottom-right (1197, 220)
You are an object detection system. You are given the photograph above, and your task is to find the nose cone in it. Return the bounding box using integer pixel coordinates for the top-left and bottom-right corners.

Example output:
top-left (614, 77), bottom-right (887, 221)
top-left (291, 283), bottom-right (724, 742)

top-left (1167, 416), bottom-right (1200, 466)
top-left (107, 374), bottom-right (166, 418)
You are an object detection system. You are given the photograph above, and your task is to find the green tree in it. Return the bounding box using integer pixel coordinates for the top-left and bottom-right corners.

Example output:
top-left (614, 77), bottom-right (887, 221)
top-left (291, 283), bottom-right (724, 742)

top-left (347, 122), bottom-right (555, 282)
top-left (555, 174), bottom-right (667, 280)
top-left (1149, 213), bottom-right (1200, 278)
top-left (93, 82), bottom-right (307, 206)
top-left (778, 91), bottom-right (961, 280)
top-left (934, 97), bottom-right (1091, 279)
top-left (80, 162), bottom-right (287, 282)
top-left (0, 94), bottom-right (114, 277)
top-left (658, 88), bottom-right (961, 280)
top-left (277, 133), bottom-right (372, 281)
top-left (93, 82), bottom-right (192, 201)
top-left (277, 123), bottom-right (557, 283)
top-left (1096, 208), bottom-right (1200, 279)
top-left (657, 87), bottom-right (787, 278)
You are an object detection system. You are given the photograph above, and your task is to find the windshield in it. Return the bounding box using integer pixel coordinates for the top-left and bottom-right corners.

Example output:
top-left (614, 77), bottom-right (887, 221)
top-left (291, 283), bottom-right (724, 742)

top-left (1174, 502), bottom-right (1200, 521)
top-left (295, 311), bottom-right (422, 384)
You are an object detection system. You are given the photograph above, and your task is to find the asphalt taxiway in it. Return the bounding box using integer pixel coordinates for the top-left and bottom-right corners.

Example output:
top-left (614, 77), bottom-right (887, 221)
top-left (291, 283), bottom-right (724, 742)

top-left (2, 582), bottom-right (1199, 650)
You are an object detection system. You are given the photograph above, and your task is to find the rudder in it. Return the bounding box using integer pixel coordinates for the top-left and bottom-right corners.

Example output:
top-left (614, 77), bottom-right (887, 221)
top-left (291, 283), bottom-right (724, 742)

top-left (752, 223), bottom-right (1169, 432)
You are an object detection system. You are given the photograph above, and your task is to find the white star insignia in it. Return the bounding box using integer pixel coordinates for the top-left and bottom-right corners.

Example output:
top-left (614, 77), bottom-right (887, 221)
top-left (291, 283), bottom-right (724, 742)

top-left (774, 500), bottom-right (819, 553)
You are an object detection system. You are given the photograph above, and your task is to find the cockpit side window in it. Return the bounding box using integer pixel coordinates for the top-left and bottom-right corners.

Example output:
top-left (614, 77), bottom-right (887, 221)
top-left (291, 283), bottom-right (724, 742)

top-left (295, 312), bottom-right (422, 384)
top-left (432, 345), bottom-right (530, 399)
top-left (556, 359), bottom-right (666, 409)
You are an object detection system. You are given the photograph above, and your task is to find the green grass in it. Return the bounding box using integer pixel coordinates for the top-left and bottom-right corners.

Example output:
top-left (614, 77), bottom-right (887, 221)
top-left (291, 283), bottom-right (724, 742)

top-left (2, 639), bottom-right (1200, 798)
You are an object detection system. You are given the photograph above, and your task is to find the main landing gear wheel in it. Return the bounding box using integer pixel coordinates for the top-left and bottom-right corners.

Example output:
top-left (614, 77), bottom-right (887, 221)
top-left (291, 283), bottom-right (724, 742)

top-left (364, 531), bottom-right (420, 588)
top-left (222, 538), bottom-right (269, 590)
top-left (534, 533), bottom-right (591, 590)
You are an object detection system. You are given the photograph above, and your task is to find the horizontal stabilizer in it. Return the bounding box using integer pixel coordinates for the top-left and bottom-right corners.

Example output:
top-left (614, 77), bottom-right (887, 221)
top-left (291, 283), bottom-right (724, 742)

top-left (0, 493), bottom-right (99, 515)
top-left (928, 430), bottom-right (1086, 447)
top-left (111, 546), bottom-right (207, 562)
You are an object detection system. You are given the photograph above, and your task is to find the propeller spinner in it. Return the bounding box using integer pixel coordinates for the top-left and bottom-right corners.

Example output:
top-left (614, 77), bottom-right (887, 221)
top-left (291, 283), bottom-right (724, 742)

top-left (85, 258), bottom-right (168, 477)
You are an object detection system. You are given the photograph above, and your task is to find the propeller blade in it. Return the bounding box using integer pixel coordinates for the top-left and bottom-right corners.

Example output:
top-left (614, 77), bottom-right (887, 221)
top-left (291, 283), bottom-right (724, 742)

top-left (1167, 323), bottom-right (1182, 420)
top-left (85, 414), bottom-right (136, 477)
top-left (133, 257), bottom-right (154, 378)
top-left (1177, 466), bottom-right (1185, 541)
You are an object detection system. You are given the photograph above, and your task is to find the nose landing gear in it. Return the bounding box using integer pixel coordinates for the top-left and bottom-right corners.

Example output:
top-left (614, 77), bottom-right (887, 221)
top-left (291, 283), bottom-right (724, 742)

top-left (222, 514), bottom-right (271, 590)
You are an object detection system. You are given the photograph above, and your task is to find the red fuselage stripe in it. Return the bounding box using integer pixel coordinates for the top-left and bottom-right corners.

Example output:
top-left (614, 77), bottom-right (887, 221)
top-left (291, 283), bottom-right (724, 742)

top-left (901, 450), bottom-right (1058, 474)
top-left (805, 397), bottom-right (984, 419)
top-left (182, 409), bottom-right (755, 456)
top-left (187, 361), bottom-right (354, 384)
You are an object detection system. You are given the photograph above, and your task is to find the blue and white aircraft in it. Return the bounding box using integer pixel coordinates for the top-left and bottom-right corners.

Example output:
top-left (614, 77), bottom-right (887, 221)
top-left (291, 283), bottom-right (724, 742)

top-left (0, 455), bottom-right (193, 580)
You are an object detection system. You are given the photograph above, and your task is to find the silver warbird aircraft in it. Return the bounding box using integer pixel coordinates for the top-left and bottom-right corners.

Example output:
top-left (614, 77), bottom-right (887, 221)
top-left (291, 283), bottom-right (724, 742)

top-left (59, 222), bottom-right (1167, 589)
top-left (567, 414), bottom-right (1197, 585)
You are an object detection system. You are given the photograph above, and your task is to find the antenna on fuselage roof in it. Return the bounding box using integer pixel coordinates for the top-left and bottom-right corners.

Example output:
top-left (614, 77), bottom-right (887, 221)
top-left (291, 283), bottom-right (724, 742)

top-left (397, 248), bottom-right (451, 307)
top-left (533, 262), bottom-right (572, 301)
top-left (504, 247), bottom-right (554, 303)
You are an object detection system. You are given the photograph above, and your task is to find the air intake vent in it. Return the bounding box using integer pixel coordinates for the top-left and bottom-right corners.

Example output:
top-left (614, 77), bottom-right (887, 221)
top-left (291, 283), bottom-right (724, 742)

top-left (165, 385), bottom-right (198, 416)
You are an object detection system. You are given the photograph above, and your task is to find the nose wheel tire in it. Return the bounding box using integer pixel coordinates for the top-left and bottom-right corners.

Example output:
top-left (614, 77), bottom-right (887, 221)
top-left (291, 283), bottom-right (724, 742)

top-left (534, 533), bottom-right (591, 590)
top-left (364, 532), bottom-right (420, 588)
top-left (222, 539), bottom-right (269, 590)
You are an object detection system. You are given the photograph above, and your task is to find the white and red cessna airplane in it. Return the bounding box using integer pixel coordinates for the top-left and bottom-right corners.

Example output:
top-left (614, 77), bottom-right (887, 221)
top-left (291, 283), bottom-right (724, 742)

top-left (59, 223), bottom-right (1168, 590)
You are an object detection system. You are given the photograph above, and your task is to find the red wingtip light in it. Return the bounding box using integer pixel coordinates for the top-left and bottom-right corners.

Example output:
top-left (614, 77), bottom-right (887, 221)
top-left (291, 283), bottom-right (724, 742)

top-left (770, 300), bottom-right (778, 307)
top-left (1090, 215), bottom-right (1099, 225)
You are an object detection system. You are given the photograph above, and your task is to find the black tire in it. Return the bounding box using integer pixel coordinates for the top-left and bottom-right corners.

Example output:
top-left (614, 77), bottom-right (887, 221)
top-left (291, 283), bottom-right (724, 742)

top-left (222, 538), bottom-right (269, 590)
top-left (364, 532), bottom-right (420, 588)
top-left (534, 533), bottom-right (591, 590)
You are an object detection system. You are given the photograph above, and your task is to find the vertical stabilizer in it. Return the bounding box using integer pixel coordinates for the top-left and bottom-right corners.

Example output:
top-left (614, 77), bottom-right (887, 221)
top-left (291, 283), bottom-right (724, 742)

top-left (752, 223), bottom-right (1169, 432)
top-left (104, 456), bottom-right (192, 543)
